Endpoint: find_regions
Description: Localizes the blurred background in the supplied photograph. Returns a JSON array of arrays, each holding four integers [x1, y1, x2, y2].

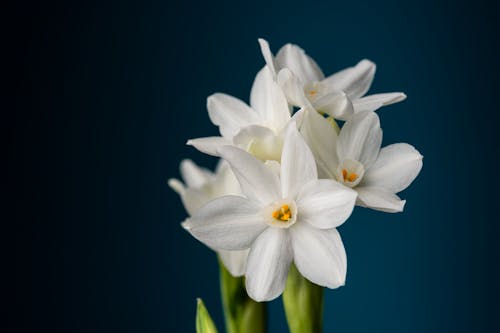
[[7, 0, 499, 331]]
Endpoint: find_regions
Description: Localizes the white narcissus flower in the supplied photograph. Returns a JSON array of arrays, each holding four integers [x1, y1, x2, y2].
[[300, 109, 423, 212], [258, 38, 406, 120], [184, 124, 357, 302], [187, 66, 293, 162], [168, 159, 249, 276]]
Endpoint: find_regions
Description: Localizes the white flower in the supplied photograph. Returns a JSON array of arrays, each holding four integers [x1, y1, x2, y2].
[[168, 159, 249, 276], [300, 109, 423, 212], [258, 38, 406, 120], [187, 66, 293, 162], [184, 124, 357, 301]]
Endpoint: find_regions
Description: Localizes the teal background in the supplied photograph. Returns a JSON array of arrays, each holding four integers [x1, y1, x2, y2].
[[9, 0, 499, 332]]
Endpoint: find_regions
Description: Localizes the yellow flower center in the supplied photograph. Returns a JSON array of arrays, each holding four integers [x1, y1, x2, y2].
[[342, 169, 358, 182], [272, 204, 292, 222], [308, 90, 317, 96]]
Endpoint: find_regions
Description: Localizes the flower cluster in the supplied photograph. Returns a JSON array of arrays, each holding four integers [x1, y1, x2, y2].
[[169, 39, 423, 302]]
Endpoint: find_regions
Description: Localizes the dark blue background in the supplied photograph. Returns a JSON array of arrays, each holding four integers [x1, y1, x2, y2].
[[9, 0, 499, 332]]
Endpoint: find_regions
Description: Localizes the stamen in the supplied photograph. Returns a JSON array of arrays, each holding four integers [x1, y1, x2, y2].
[[272, 204, 292, 222], [342, 169, 358, 182], [347, 173, 358, 182], [309, 90, 317, 96]]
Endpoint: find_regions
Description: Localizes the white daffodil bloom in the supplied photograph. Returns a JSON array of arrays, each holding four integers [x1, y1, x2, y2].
[[184, 124, 357, 302], [187, 66, 293, 162], [168, 159, 249, 276], [258, 38, 406, 120], [301, 109, 423, 213]]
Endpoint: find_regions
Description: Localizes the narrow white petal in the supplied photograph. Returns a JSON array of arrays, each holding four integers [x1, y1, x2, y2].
[[219, 249, 249, 277], [275, 43, 324, 83], [299, 109, 338, 179], [258, 38, 277, 76], [297, 179, 357, 229], [356, 186, 406, 212], [337, 111, 382, 168], [250, 66, 290, 130], [184, 196, 267, 250], [180, 187, 209, 216], [280, 123, 318, 198], [353, 93, 407, 113], [250, 66, 274, 119], [322, 59, 376, 99], [218, 146, 281, 205], [180, 159, 213, 188], [311, 90, 354, 120], [213, 160, 242, 197], [187, 137, 231, 156], [290, 223, 347, 289], [363, 143, 423, 193], [277, 68, 311, 108], [245, 228, 292, 302], [207, 93, 259, 139], [167, 178, 185, 196]]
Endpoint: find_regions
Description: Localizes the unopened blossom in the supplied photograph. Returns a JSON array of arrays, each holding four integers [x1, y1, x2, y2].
[[187, 65, 293, 162], [258, 38, 406, 120], [300, 109, 423, 212], [168, 159, 249, 276], [184, 124, 357, 301]]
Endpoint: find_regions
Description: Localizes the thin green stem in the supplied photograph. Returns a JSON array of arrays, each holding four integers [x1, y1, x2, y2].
[[219, 258, 267, 333], [283, 264, 324, 333]]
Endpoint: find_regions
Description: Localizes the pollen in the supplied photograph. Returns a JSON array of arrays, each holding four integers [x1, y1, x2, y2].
[[308, 90, 317, 96], [342, 169, 358, 182], [272, 204, 292, 222]]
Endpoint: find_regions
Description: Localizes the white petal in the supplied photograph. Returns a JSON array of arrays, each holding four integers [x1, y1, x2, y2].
[[167, 178, 185, 196], [311, 90, 354, 121], [219, 249, 249, 277], [356, 186, 406, 212], [258, 38, 277, 76], [264, 160, 281, 178], [290, 223, 347, 289], [322, 59, 376, 99], [233, 125, 283, 162], [277, 68, 311, 108], [218, 146, 281, 205], [179, 159, 213, 188], [297, 179, 357, 229], [187, 137, 231, 156], [275, 43, 324, 83], [245, 228, 292, 301], [337, 111, 382, 168], [280, 123, 318, 198], [207, 93, 259, 139], [250, 66, 290, 130], [184, 196, 267, 250], [212, 160, 242, 197], [180, 187, 210, 216], [353, 93, 407, 113], [363, 143, 423, 193], [299, 109, 338, 179]]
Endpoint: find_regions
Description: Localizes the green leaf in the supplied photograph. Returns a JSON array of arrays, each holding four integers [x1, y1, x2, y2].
[[219, 257, 267, 333], [196, 298, 218, 333], [283, 264, 324, 333]]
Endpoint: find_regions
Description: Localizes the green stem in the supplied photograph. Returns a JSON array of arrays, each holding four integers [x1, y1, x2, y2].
[[219, 258, 267, 333], [283, 264, 324, 333]]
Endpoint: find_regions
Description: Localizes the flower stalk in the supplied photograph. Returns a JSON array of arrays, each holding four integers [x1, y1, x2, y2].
[[283, 264, 324, 333], [219, 258, 267, 333]]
